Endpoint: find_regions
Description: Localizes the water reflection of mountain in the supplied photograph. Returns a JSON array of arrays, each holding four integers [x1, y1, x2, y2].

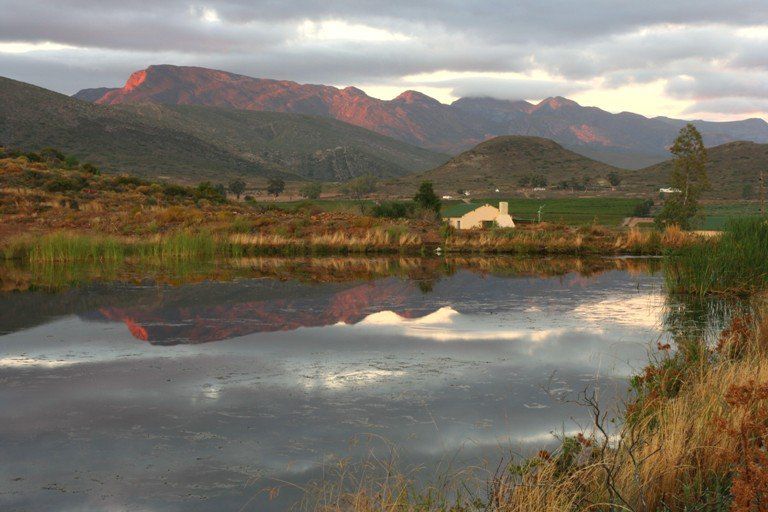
[[0, 257, 660, 342], [88, 270, 646, 345]]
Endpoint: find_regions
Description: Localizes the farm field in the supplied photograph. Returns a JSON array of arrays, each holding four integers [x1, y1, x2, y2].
[[701, 201, 765, 230], [254, 197, 767, 229], [444, 197, 648, 226]]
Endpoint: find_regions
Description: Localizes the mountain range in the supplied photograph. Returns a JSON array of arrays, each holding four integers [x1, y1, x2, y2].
[[1, 76, 445, 182], [76, 64, 768, 168]]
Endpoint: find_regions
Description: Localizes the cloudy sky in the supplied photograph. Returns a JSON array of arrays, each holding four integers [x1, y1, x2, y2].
[[2, 0, 768, 120]]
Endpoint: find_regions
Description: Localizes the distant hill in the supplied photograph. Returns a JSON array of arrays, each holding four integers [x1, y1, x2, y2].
[[404, 136, 621, 194], [639, 141, 768, 199], [1, 76, 445, 183], [75, 65, 768, 166]]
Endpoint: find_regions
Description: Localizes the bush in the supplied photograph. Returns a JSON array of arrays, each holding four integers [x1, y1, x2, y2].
[[114, 174, 149, 187], [40, 147, 65, 162], [194, 182, 227, 203], [64, 155, 79, 169], [81, 163, 100, 175], [299, 182, 322, 199], [162, 183, 193, 199], [371, 201, 415, 219], [633, 199, 654, 217], [44, 175, 87, 192]]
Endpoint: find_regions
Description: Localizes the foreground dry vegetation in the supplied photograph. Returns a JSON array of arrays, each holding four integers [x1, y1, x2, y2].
[[0, 151, 701, 259]]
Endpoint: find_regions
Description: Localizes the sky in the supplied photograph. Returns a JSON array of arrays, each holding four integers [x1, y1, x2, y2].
[[2, 1, 768, 121]]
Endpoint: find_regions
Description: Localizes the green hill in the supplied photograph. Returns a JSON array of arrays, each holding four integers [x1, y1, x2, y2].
[[405, 136, 622, 195], [0, 76, 446, 183]]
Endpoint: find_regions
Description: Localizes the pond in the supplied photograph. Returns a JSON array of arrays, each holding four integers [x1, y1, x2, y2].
[[0, 257, 737, 511]]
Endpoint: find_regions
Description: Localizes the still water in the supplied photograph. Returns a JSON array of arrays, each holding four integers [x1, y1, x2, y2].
[[0, 257, 730, 511]]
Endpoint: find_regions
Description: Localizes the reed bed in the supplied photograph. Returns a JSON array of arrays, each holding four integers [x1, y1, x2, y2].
[[20, 232, 126, 263], [229, 228, 423, 254], [136, 231, 220, 260], [444, 227, 590, 254], [666, 218, 768, 295], [2, 230, 235, 263]]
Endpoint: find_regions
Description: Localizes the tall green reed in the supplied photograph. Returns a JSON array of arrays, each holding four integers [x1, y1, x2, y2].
[[665, 217, 768, 295]]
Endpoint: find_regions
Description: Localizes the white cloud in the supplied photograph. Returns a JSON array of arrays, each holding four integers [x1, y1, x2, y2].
[[0, 41, 76, 54], [296, 19, 411, 42]]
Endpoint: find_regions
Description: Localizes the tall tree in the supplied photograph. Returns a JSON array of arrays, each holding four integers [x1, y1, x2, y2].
[[266, 177, 285, 197], [656, 124, 709, 229], [299, 182, 322, 199], [345, 174, 378, 212], [413, 181, 441, 213], [228, 179, 246, 199]]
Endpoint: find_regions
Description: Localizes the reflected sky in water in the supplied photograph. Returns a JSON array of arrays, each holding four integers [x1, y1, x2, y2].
[[0, 263, 669, 511]]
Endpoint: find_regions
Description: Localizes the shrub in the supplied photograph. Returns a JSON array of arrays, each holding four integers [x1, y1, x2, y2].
[[80, 163, 100, 175], [63, 155, 79, 169], [114, 174, 149, 187], [162, 183, 192, 199], [194, 182, 227, 203], [633, 199, 654, 217], [299, 182, 322, 200], [371, 201, 415, 219], [44, 175, 87, 192]]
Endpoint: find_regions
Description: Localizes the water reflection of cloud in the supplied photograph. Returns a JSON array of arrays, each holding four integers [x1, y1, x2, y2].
[[0, 356, 74, 368], [573, 294, 665, 329], [300, 369, 407, 390], [350, 306, 601, 342]]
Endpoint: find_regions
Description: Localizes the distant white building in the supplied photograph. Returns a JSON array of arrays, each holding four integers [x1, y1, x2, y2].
[[443, 202, 515, 230], [441, 195, 453, 200], [659, 187, 681, 194]]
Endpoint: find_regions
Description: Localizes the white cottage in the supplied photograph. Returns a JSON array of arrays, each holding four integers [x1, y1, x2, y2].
[[444, 202, 515, 230]]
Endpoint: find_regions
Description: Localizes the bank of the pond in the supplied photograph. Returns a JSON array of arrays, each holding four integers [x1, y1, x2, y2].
[[1, 223, 705, 263], [296, 219, 768, 512]]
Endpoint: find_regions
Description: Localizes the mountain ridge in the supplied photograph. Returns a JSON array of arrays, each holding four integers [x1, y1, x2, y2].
[[2, 75, 446, 183], [74, 64, 768, 167]]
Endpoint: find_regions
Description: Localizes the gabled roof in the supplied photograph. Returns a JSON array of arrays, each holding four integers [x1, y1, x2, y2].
[[442, 202, 484, 218]]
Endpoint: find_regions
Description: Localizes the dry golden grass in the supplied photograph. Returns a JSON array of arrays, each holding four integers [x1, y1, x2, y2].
[[229, 228, 423, 252]]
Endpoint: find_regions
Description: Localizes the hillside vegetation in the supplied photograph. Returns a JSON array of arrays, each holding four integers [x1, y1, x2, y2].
[[0, 150, 702, 258], [0, 76, 445, 183], [639, 141, 768, 199], [405, 136, 623, 194]]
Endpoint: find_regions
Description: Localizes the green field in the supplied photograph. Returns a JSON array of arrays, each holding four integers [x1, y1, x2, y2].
[[701, 202, 765, 230], [253, 197, 766, 229], [446, 198, 648, 226]]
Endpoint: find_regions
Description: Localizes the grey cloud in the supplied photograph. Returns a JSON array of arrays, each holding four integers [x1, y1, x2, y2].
[[2, 0, 768, 119], [683, 97, 768, 115], [666, 71, 768, 100], [431, 77, 588, 101]]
